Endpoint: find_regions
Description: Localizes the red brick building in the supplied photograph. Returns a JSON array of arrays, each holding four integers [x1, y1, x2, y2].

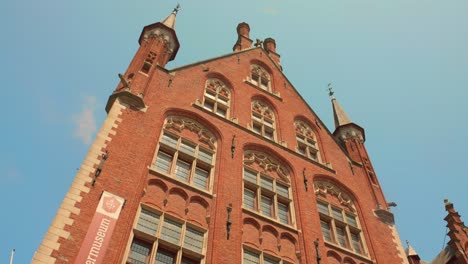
[[33, 7, 418, 264]]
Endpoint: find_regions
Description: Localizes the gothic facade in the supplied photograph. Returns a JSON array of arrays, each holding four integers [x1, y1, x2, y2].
[[33, 8, 467, 264]]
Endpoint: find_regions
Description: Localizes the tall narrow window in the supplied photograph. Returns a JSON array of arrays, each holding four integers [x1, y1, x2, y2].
[[128, 239, 152, 264], [294, 120, 320, 162], [260, 195, 273, 217], [203, 78, 231, 118], [336, 226, 348, 248], [251, 100, 276, 140], [250, 64, 271, 92], [320, 220, 333, 243], [141, 51, 157, 74], [128, 206, 206, 264], [153, 120, 216, 192], [243, 188, 256, 210], [315, 182, 367, 256]]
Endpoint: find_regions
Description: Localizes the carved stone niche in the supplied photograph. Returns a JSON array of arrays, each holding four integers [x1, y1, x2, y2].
[[374, 209, 395, 225]]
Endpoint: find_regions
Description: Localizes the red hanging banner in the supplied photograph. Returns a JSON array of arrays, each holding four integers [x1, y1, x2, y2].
[[74, 191, 125, 264]]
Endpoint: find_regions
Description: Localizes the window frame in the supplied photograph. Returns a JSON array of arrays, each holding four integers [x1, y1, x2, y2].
[[202, 78, 231, 118], [153, 131, 215, 192], [127, 205, 207, 264], [242, 167, 294, 226], [294, 120, 321, 162], [250, 64, 272, 92], [316, 199, 366, 256], [251, 100, 276, 141]]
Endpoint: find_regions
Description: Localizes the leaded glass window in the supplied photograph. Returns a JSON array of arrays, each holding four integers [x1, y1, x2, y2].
[[153, 130, 216, 191], [128, 206, 207, 264]]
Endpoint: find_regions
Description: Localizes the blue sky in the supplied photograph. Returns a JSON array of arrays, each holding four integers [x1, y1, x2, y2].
[[1, 0, 467, 263]]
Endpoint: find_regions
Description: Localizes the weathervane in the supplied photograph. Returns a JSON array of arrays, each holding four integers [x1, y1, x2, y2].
[[173, 4, 181, 14], [327, 83, 335, 100]]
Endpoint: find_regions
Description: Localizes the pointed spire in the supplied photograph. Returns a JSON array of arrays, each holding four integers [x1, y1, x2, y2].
[[162, 4, 180, 30], [405, 240, 419, 257], [329, 84, 352, 128]]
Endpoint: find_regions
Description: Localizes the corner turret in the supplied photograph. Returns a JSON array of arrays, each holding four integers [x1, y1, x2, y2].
[[406, 240, 421, 264], [106, 6, 181, 113], [330, 86, 365, 145], [329, 85, 388, 210], [138, 5, 181, 65]]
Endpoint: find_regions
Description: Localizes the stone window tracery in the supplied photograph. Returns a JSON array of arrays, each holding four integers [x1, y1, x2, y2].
[[314, 181, 367, 256], [294, 120, 320, 162], [152, 117, 216, 192], [251, 100, 276, 140], [250, 64, 271, 92], [127, 205, 206, 264], [203, 78, 231, 118], [242, 151, 294, 226]]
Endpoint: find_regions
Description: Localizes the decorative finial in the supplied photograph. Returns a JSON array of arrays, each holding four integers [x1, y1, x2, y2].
[[254, 39, 263, 47], [327, 83, 335, 100], [173, 4, 181, 14]]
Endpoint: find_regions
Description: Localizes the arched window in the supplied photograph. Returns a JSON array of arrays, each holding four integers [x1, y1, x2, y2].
[[314, 181, 367, 256], [203, 78, 231, 118], [294, 120, 320, 162], [251, 100, 276, 140], [242, 151, 294, 226], [152, 116, 217, 191], [250, 64, 271, 92]]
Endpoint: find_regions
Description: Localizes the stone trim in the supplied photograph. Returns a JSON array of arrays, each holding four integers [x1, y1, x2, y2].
[[314, 181, 353, 210], [31, 99, 126, 264], [388, 224, 409, 264], [243, 150, 290, 183]]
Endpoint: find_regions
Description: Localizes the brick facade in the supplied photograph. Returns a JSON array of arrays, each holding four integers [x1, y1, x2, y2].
[[33, 10, 410, 264]]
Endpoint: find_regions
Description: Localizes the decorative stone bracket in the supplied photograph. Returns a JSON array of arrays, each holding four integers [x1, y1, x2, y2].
[[374, 209, 395, 225], [106, 90, 145, 113]]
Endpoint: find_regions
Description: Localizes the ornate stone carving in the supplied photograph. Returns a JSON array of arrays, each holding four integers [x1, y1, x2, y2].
[[294, 120, 316, 140], [206, 78, 230, 97], [314, 181, 353, 210], [243, 151, 289, 183], [336, 126, 364, 143], [252, 100, 273, 118], [142, 27, 176, 53], [164, 116, 216, 150], [251, 65, 270, 81]]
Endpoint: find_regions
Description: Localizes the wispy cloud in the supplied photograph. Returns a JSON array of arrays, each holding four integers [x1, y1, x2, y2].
[[73, 96, 97, 145], [262, 7, 279, 15], [1, 167, 24, 184]]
